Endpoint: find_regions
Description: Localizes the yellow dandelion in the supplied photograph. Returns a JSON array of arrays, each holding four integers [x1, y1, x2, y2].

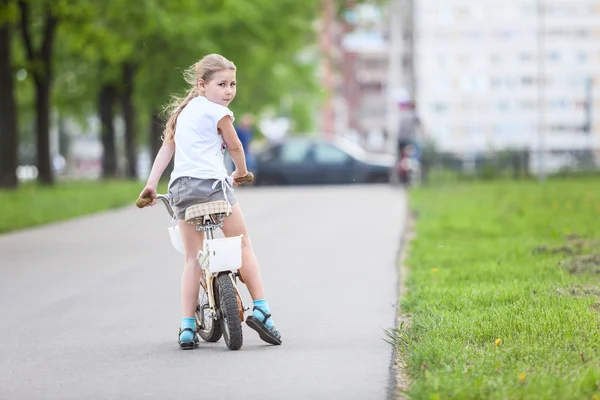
[[495, 338, 501, 346], [591, 394, 600, 400], [517, 372, 526, 383], [432, 268, 439, 273], [552, 201, 559, 210]]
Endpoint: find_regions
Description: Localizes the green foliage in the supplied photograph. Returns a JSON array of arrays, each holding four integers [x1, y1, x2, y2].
[[43, 0, 322, 138], [5, 0, 322, 150]]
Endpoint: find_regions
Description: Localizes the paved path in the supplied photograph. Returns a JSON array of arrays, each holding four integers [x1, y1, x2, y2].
[[0, 184, 406, 400]]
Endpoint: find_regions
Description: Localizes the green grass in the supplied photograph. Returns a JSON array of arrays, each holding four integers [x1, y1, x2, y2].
[[393, 178, 600, 400], [0, 180, 166, 234]]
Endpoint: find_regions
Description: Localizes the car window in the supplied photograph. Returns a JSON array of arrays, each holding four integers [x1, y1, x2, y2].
[[258, 146, 279, 162], [313, 144, 349, 164], [280, 142, 311, 163]]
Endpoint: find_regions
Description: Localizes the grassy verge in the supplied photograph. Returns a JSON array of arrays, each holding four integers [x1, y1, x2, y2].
[[0, 180, 166, 234], [393, 179, 600, 399]]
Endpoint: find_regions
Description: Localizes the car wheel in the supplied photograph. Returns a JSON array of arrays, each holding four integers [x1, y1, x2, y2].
[[369, 174, 389, 183], [258, 176, 285, 186]]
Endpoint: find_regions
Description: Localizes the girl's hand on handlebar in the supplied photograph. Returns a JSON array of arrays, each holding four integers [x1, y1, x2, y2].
[[232, 169, 253, 186], [138, 185, 157, 207]]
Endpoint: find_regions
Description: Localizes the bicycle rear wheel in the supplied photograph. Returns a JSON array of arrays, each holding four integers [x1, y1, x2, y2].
[[216, 274, 243, 350], [196, 280, 223, 342]]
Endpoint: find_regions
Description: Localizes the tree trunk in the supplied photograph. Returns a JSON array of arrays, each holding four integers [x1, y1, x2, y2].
[[34, 78, 53, 185], [121, 63, 137, 179], [0, 8, 19, 189], [150, 110, 163, 157], [99, 84, 117, 178], [150, 109, 172, 180], [18, 1, 58, 185]]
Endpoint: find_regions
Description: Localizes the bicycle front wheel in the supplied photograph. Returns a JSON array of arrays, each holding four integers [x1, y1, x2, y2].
[[216, 274, 243, 350]]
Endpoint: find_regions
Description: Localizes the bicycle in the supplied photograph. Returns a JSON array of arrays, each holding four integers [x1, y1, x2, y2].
[[136, 173, 254, 350]]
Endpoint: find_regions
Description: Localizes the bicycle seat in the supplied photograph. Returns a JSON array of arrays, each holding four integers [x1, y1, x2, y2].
[[185, 200, 230, 224]]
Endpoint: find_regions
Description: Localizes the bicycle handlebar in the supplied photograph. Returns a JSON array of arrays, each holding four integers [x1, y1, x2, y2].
[[136, 194, 174, 218], [233, 171, 254, 184]]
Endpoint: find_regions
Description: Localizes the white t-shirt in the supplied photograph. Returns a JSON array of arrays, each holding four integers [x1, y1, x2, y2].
[[168, 96, 235, 189]]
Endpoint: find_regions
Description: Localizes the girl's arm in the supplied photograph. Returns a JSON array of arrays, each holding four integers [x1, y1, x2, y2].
[[138, 141, 175, 205], [218, 116, 247, 178], [147, 141, 175, 187]]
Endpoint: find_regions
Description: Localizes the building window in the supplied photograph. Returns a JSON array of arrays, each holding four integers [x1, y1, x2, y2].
[[547, 51, 561, 62], [497, 101, 511, 111], [432, 102, 449, 112], [521, 76, 534, 86], [549, 124, 581, 133]]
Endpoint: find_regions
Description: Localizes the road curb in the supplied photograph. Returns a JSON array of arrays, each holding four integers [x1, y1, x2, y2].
[[387, 199, 416, 400]]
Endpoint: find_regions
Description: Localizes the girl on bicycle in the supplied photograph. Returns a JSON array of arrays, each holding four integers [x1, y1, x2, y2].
[[138, 54, 282, 349]]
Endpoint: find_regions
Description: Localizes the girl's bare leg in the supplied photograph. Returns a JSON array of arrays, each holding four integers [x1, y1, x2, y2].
[[220, 203, 264, 300], [178, 220, 205, 317], [221, 203, 281, 344]]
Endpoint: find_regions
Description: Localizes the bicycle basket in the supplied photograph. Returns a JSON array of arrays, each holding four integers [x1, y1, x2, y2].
[[204, 235, 243, 273], [168, 223, 185, 255]]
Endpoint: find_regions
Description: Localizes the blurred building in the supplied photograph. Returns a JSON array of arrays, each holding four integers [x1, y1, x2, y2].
[[339, 5, 388, 134], [414, 0, 600, 153], [320, 2, 390, 149]]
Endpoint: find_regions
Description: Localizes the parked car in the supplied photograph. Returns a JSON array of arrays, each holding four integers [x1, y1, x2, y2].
[[254, 136, 395, 186]]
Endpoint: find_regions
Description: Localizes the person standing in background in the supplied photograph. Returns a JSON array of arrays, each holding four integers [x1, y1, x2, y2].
[[235, 114, 256, 171]]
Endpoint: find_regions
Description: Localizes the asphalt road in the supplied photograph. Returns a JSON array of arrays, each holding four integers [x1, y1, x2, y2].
[[0, 184, 406, 400]]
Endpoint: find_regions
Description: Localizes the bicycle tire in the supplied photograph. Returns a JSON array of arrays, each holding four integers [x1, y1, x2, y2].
[[216, 274, 243, 350], [196, 281, 223, 342]]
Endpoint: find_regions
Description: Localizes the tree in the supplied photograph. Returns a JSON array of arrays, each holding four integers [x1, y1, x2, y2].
[[0, 0, 19, 188], [121, 62, 136, 178], [134, 0, 322, 136], [57, 0, 197, 179], [39, 0, 324, 184], [17, 0, 58, 185]]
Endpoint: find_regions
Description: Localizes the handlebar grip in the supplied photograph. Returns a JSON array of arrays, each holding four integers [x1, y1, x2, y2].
[[136, 197, 153, 208], [234, 171, 254, 184]]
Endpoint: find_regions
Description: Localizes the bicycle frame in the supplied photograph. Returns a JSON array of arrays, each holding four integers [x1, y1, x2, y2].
[[197, 217, 246, 324], [155, 194, 245, 326]]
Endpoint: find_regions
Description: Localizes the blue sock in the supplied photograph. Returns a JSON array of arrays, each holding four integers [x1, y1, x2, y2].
[[179, 317, 196, 342], [253, 299, 274, 328]]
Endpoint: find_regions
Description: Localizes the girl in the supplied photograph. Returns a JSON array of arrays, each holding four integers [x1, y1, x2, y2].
[[138, 54, 282, 349]]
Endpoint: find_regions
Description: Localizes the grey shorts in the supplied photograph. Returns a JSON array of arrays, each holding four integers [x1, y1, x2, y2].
[[169, 177, 237, 220]]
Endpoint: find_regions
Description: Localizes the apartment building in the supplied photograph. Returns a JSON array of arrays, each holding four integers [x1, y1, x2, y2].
[[413, 0, 600, 152]]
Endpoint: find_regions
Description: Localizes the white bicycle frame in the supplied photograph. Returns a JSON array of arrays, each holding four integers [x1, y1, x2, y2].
[[155, 194, 246, 323]]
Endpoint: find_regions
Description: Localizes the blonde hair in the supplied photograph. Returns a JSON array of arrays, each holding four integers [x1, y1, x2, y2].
[[162, 54, 236, 143]]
